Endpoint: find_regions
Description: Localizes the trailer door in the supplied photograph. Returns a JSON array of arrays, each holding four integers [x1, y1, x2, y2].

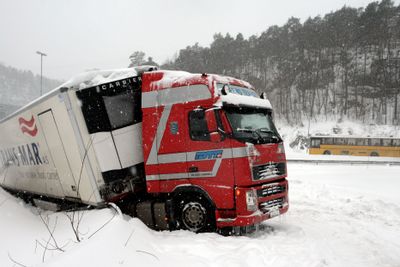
[[38, 110, 78, 198]]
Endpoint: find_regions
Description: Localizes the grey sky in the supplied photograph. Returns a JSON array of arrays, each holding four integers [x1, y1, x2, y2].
[[0, 0, 398, 80]]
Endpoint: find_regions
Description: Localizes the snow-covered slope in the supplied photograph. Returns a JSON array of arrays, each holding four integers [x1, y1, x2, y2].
[[1, 163, 399, 267]]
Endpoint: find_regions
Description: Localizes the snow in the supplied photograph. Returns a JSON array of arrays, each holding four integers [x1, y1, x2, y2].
[[210, 74, 253, 90], [150, 70, 194, 89], [1, 162, 400, 267], [61, 68, 138, 90], [217, 93, 272, 109]]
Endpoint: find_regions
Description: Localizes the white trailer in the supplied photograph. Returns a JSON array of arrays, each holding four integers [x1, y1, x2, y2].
[[0, 68, 146, 206]]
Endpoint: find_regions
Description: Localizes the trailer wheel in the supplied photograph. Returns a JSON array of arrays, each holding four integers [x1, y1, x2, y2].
[[176, 197, 215, 233]]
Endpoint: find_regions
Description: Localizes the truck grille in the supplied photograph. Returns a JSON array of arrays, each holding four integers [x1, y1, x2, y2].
[[252, 162, 286, 181], [257, 184, 286, 198], [259, 197, 284, 213]]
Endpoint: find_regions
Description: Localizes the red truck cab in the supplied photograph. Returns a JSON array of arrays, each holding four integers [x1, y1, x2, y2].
[[140, 70, 288, 232]]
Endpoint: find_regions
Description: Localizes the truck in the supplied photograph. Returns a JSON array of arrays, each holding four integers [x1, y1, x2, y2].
[[0, 66, 288, 233]]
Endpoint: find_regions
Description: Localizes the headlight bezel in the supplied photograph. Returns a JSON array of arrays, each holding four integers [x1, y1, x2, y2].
[[245, 189, 258, 211]]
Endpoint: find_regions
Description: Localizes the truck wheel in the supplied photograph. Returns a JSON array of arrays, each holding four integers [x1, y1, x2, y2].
[[370, 152, 379, 157], [323, 150, 331, 155], [176, 197, 215, 233]]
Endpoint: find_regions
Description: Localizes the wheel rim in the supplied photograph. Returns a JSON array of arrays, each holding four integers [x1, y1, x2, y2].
[[182, 202, 206, 232]]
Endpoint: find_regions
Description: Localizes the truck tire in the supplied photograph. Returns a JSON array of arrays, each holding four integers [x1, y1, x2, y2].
[[370, 152, 379, 157], [176, 197, 216, 233]]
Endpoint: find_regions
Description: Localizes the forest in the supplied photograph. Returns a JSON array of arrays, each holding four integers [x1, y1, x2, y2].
[[2, 1, 400, 125], [158, 0, 400, 125], [0, 63, 61, 118]]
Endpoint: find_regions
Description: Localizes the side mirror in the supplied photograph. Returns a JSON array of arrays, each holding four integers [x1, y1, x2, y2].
[[260, 92, 268, 99], [205, 109, 218, 132], [210, 132, 222, 143], [221, 84, 229, 95], [205, 108, 222, 142]]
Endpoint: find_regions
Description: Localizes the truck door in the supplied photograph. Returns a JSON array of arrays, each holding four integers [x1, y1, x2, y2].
[[38, 110, 78, 198], [185, 108, 235, 209]]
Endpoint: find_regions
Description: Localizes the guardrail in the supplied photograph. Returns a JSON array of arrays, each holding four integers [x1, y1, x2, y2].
[[287, 158, 400, 166]]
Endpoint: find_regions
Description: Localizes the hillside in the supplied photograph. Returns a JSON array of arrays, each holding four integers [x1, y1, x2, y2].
[[163, 0, 400, 126], [0, 63, 62, 118]]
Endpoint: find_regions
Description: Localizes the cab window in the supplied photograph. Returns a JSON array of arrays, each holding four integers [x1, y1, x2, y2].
[[189, 110, 210, 141]]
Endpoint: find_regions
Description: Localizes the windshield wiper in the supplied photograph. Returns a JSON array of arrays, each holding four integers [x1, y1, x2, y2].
[[256, 128, 282, 142], [236, 128, 264, 143]]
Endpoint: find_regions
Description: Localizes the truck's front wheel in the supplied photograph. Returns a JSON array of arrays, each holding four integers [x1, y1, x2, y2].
[[176, 197, 215, 233]]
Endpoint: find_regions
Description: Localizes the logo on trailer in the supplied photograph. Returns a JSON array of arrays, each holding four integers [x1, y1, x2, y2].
[[18, 116, 38, 137], [195, 150, 223, 160]]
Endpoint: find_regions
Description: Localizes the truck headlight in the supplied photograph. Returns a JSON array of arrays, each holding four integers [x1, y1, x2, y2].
[[246, 189, 258, 211], [277, 142, 285, 154]]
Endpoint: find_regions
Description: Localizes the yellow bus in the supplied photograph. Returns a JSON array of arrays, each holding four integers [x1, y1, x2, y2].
[[309, 136, 400, 157]]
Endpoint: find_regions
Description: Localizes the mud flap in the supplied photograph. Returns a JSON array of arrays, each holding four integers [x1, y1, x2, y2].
[[135, 200, 174, 231], [219, 223, 261, 236]]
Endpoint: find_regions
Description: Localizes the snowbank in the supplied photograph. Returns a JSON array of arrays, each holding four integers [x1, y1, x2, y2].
[[1, 163, 400, 267]]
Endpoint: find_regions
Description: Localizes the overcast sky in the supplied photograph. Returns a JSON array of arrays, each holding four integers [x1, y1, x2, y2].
[[0, 0, 399, 81]]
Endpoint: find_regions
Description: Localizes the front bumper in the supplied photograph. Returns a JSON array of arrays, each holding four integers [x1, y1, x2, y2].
[[216, 203, 288, 228], [216, 179, 289, 228]]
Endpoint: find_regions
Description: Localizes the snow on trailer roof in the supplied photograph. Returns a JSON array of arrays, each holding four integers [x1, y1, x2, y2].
[[63, 68, 138, 90], [0, 68, 143, 123]]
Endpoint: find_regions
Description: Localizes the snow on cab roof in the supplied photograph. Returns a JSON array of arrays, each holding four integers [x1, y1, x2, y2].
[[150, 70, 198, 89], [210, 74, 253, 89], [152, 71, 272, 110], [217, 93, 272, 110], [208, 74, 272, 109]]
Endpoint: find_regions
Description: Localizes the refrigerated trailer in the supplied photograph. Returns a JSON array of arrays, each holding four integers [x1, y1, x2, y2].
[[0, 66, 288, 233]]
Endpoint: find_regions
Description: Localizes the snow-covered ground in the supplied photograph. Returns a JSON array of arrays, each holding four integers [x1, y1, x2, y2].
[[1, 162, 399, 267]]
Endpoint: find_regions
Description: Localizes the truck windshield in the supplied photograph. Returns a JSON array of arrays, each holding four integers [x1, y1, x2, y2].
[[225, 107, 281, 144]]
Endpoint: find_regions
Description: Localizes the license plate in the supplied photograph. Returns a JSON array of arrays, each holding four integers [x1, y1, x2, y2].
[[269, 207, 280, 218]]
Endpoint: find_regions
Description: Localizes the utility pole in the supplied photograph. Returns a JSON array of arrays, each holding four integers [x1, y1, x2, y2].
[[36, 51, 47, 96]]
